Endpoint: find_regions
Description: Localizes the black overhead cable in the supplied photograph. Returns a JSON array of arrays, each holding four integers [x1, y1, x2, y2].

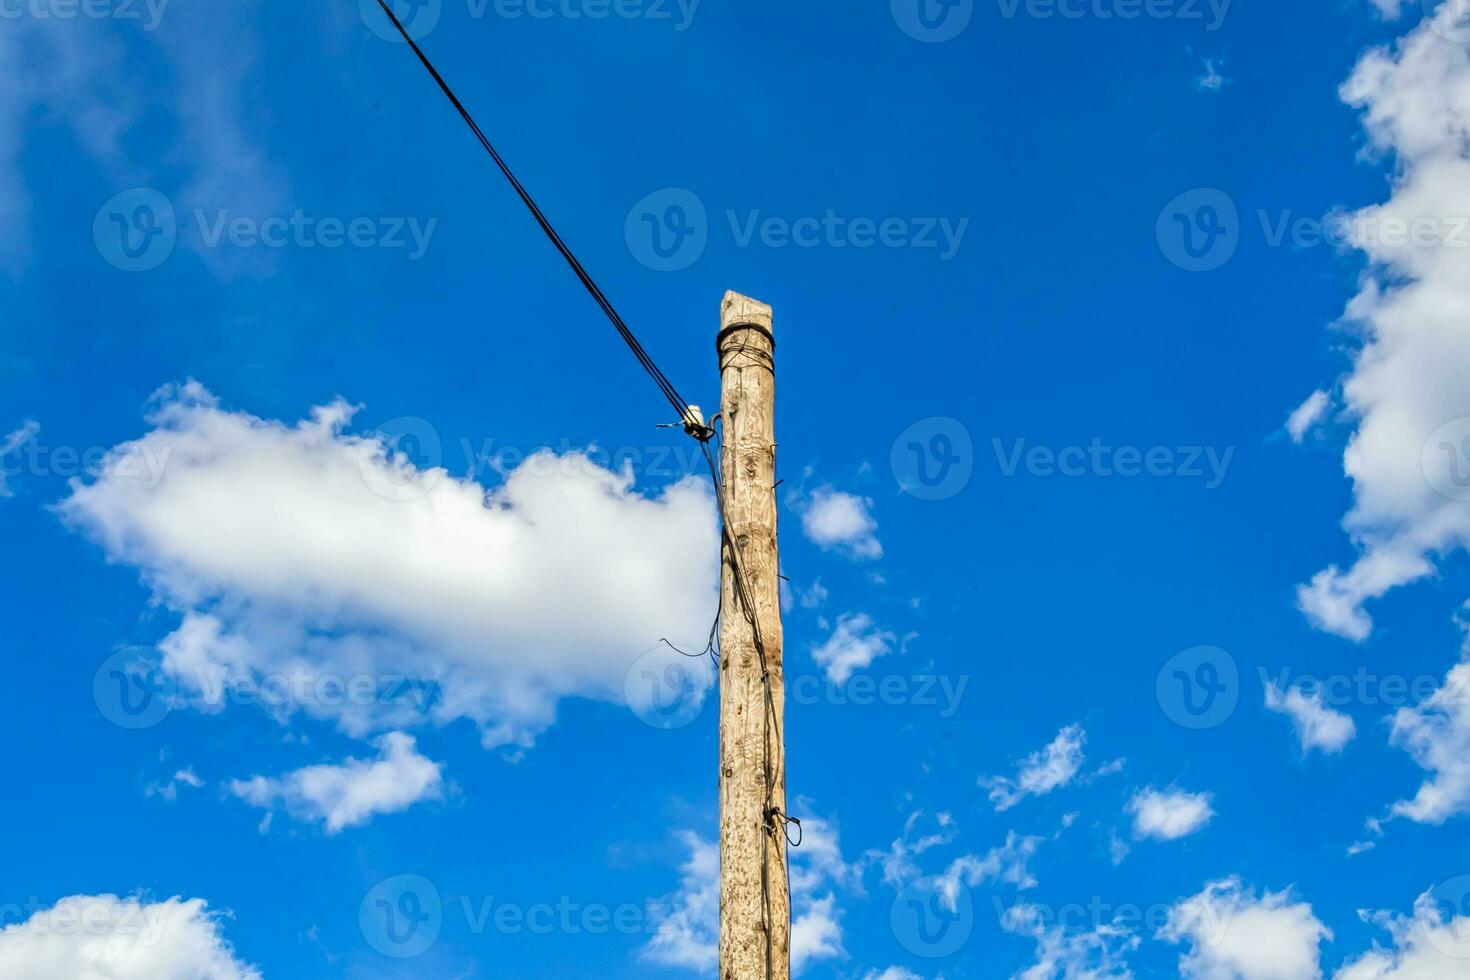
[[373, 9, 793, 975], [372, 0, 696, 426]]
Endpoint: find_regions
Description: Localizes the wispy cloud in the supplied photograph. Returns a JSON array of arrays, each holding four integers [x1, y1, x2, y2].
[[981, 724, 1087, 812]]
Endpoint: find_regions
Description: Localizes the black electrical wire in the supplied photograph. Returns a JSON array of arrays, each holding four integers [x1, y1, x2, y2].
[[372, 0, 697, 425]]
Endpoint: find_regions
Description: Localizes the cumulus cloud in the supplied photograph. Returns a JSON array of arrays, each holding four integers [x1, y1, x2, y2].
[[228, 731, 443, 833], [1335, 892, 1470, 977], [642, 832, 719, 971], [1002, 900, 1138, 979], [791, 894, 843, 975], [810, 613, 896, 684], [1159, 878, 1329, 980], [791, 485, 882, 560], [644, 808, 859, 975], [981, 724, 1087, 812], [0, 420, 38, 497], [1127, 787, 1214, 841], [57, 383, 718, 752], [1296, 3, 1470, 641], [861, 969, 923, 980], [1265, 681, 1358, 754], [0, 894, 259, 980], [1385, 622, 1470, 824], [1287, 390, 1332, 444]]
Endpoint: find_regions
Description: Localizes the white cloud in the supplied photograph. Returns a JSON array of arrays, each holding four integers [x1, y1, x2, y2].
[[1195, 58, 1231, 93], [1296, 4, 1470, 641], [811, 613, 896, 684], [1160, 878, 1329, 980], [643, 832, 719, 971], [981, 724, 1086, 812], [936, 831, 1045, 909], [792, 485, 882, 560], [1365, 0, 1406, 18], [1002, 900, 1138, 980], [0, 420, 38, 497], [1335, 893, 1470, 977], [57, 383, 718, 751], [867, 810, 955, 887], [147, 767, 205, 802], [791, 894, 843, 974], [861, 969, 923, 980], [1287, 390, 1332, 444], [0, 894, 259, 980], [1385, 624, 1470, 824], [1127, 787, 1214, 841], [644, 808, 859, 975], [1265, 681, 1358, 754], [228, 731, 443, 833]]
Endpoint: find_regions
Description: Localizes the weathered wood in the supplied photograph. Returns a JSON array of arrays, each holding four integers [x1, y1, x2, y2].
[[717, 290, 788, 980]]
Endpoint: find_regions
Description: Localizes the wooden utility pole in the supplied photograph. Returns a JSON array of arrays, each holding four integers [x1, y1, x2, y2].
[[716, 290, 788, 980]]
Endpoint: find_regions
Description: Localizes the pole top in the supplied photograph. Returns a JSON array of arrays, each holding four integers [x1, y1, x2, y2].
[[721, 290, 773, 335], [720, 290, 774, 350]]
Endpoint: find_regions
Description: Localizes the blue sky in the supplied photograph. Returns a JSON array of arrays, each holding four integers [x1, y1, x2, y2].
[[5, 0, 1470, 977]]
